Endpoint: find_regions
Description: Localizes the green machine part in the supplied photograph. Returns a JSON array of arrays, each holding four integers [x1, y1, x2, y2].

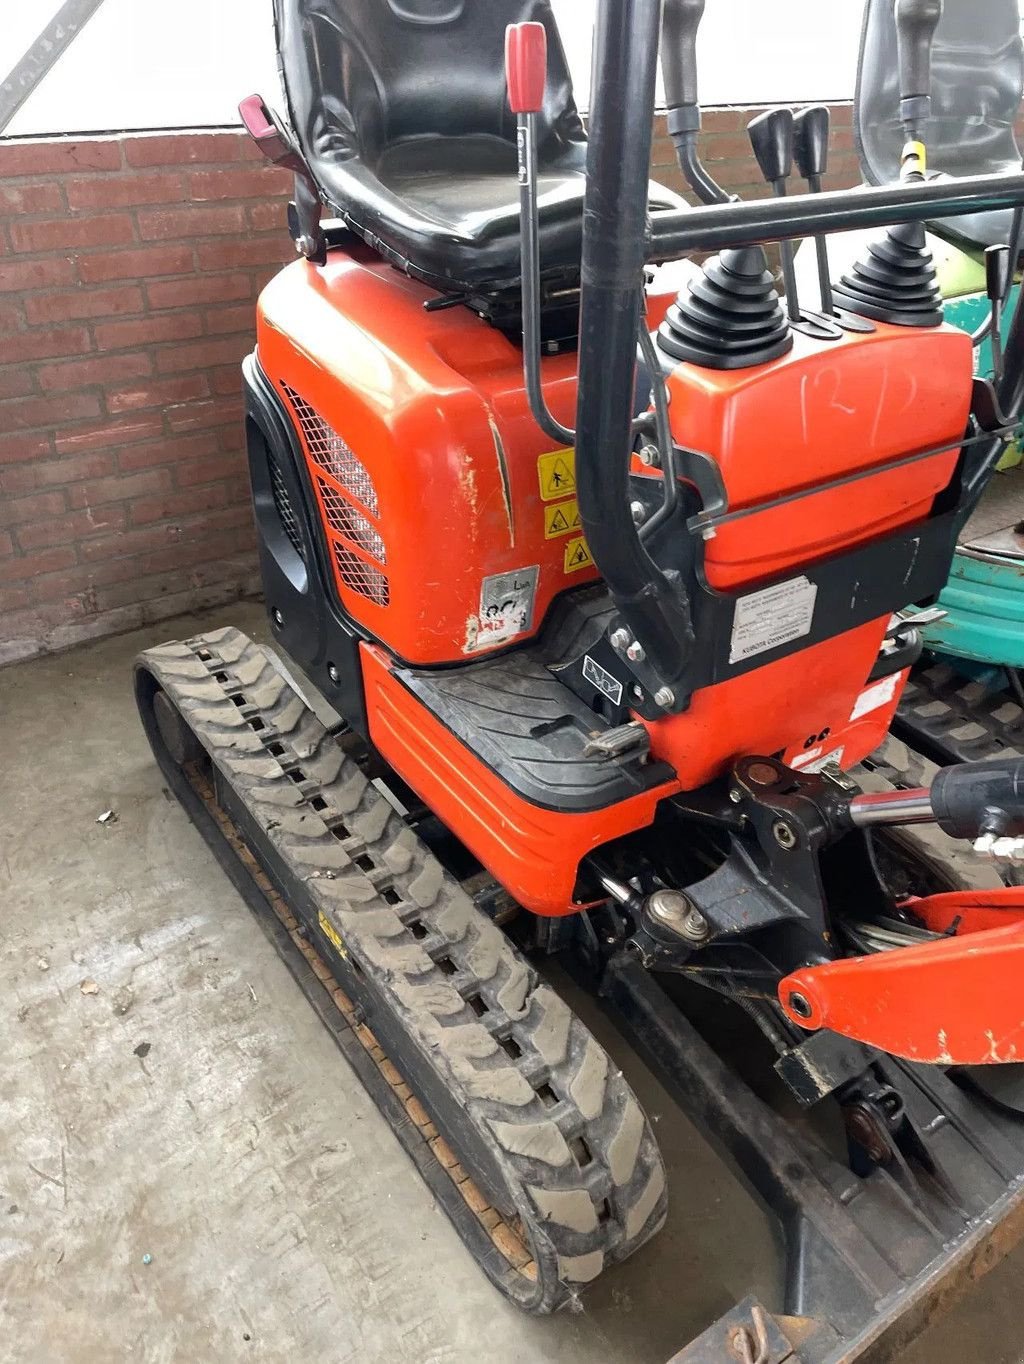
[[910, 236, 1024, 667]]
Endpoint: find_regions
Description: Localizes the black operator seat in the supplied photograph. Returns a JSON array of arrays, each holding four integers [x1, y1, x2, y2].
[[855, 0, 1023, 251], [274, 0, 685, 295]]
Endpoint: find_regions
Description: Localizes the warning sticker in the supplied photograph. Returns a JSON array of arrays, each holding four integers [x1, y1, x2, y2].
[[538, 448, 576, 502], [729, 575, 817, 665], [564, 536, 594, 573], [544, 497, 581, 539], [850, 672, 901, 721], [583, 654, 624, 707], [797, 745, 846, 774], [475, 565, 539, 648], [318, 910, 346, 956]]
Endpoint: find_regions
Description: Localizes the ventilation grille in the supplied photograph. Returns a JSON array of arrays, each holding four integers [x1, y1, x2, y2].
[[267, 446, 305, 561], [333, 542, 390, 606], [315, 476, 386, 562], [281, 381, 390, 609], [281, 382, 379, 514]]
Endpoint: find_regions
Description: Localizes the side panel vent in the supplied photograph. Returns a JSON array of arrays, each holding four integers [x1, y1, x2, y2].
[[280, 381, 389, 609], [281, 382, 379, 514], [267, 445, 305, 561]]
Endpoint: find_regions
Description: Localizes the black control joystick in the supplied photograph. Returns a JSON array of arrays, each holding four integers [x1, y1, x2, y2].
[[747, 109, 841, 340], [793, 105, 874, 334], [895, 0, 943, 146]]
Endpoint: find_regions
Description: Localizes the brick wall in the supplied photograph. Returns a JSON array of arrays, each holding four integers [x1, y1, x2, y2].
[[0, 106, 859, 666], [0, 130, 293, 665]]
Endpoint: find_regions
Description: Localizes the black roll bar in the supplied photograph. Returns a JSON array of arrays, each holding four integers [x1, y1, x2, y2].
[[574, 0, 1024, 706]]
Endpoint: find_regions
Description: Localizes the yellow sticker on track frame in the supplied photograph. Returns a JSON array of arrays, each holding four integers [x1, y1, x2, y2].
[[543, 497, 581, 539], [318, 910, 346, 957], [563, 535, 593, 573], [537, 448, 576, 502]]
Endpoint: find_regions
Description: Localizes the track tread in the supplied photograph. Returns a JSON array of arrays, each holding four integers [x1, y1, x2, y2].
[[137, 628, 667, 1312]]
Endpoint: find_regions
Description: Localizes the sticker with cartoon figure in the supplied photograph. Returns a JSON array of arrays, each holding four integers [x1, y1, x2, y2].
[[544, 497, 581, 539], [564, 536, 593, 573], [472, 566, 539, 650]]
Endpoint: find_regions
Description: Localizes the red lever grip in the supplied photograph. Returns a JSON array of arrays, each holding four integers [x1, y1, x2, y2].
[[505, 22, 547, 115]]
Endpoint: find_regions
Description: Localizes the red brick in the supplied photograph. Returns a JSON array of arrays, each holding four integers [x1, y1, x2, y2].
[[0, 432, 53, 465], [188, 167, 291, 201], [107, 373, 210, 413], [0, 531, 13, 558], [123, 132, 247, 168], [53, 413, 164, 454], [136, 205, 247, 242], [0, 299, 24, 331], [34, 450, 117, 487], [0, 139, 121, 176], [0, 325, 91, 366], [24, 284, 145, 325], [81, 522, 186, 563], [93, 313, 204, 351], [197, 239, 291, 271], [246, 202, 288, 233], [116, 430, 221, 473], [175, 449, 246, 487], [67, 468, 171, 510], [17, 504, 127, 551], [0, 546, 77, 586], [10, 214, 135, 254], [0, 465, 37, 495], [78, 244, 193, 283], [0, 257, 76, 293], [146, 272, 250, 310], [155, 335, 251, 375], [0, 369, 35, 401], [0, 183, 63, 214], [36, 352, 152, 393], [130, 483, 229, 525], [211, 364, 244, 395], [165, 395, 243, 434], [2, 392, 101, 431], [203, 305, 253, 336], [0, 490, 68, 529], [65, 173, 187, 211]]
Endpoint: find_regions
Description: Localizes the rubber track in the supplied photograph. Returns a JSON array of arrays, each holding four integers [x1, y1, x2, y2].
[[136, 627, 667, 1313], [896, 661, 1024, 766]]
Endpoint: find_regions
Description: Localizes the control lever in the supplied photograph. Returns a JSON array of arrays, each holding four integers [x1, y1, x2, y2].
[[748, 109, 841, 340], [661, 0, 730, 204], [894, 0, 943, 145], [505, 22, 574, 447], [238, 94, 326, 265], [985, 244, 1012, 383], [793, 106, 874, 334], [848, 755, 1024, 861]]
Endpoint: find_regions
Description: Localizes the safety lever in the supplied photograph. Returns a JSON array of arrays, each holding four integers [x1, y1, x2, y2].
[[506, 22, 574, 447], [661, 0, 731, 205]]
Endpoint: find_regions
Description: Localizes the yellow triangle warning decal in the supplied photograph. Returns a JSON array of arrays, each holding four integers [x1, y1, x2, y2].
[[564, 535, 594, 573], [538, 448, 576, 501], [544, 497, 579, 539]]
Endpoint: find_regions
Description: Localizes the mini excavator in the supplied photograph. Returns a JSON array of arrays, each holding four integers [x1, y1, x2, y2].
[[135, 0, 1024, 1355]]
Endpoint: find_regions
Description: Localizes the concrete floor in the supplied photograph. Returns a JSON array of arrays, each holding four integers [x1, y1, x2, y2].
[[2, 601, 1024, 1364]]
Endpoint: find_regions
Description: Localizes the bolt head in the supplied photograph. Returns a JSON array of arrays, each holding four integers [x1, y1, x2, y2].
[[610, 628, 630, 652], [772, 819, 798, 850], [638, 443, 661, 468], [630, 500, 646, 525], [327, 663, 340, 684], [272, 608, 284, 627], [654, 686, 675, 708], [625, 641, 646, 663]]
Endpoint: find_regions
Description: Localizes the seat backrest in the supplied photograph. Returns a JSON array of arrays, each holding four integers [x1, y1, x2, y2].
[[274, 0, 584, 171], [855, 0, 1023, 186]]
